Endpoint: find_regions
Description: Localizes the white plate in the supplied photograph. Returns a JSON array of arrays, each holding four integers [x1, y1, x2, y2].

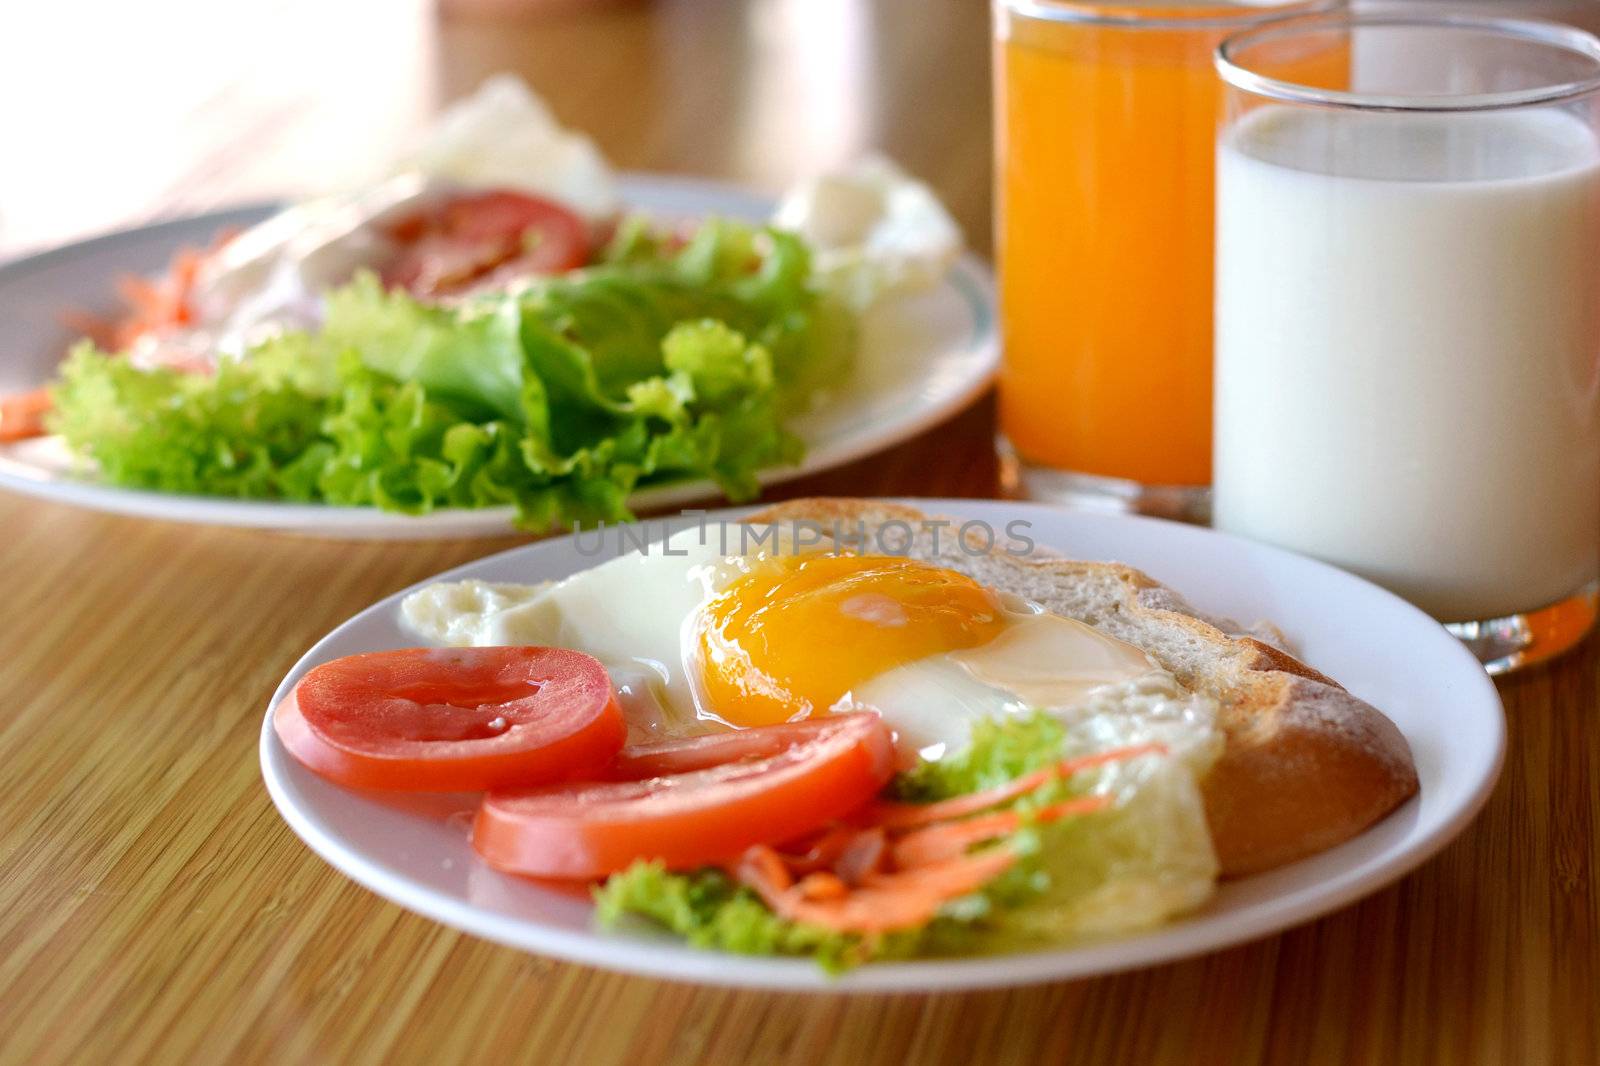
[[0, 177, 996, 538], [259, 499, 1504, 992]]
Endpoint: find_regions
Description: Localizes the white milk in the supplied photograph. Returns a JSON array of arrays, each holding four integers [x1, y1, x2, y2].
[[1214, 105, 1600, 622]]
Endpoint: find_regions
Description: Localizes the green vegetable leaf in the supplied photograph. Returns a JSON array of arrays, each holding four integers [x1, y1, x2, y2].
[[593, 862, 878, 975], [892, 712, 1068, 803], [323, 274, 528, 423], [662, 319, 774, 404], [48, 215, 849, 531], [49, 342, 332, 500]]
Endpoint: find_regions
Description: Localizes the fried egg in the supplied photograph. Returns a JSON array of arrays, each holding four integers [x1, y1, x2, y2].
[[400, 525, 1219, 770]]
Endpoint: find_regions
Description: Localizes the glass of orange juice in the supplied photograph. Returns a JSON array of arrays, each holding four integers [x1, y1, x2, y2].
[[993, 0, 1343, 520]]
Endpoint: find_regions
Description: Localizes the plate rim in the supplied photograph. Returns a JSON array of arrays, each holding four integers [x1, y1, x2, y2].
[[0, 181, 998, 537], [258, 498, 1506, 993]]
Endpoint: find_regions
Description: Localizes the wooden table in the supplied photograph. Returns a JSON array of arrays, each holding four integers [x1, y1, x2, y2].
[[2, 1, 1597, 1062]]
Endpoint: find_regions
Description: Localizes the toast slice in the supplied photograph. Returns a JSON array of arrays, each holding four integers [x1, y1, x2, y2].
[[743, 498, 1419, 877]]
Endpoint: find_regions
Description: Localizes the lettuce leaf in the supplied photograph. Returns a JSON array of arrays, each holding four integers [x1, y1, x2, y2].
[[891, 712, 1068, 802], [322, 276, 528, 422], [49, 340, 333, 500], [593, 862, 882, 975], [49, 217, 846, 530]]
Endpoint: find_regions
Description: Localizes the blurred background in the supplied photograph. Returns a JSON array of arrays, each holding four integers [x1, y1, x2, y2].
[[0, 0, 1595, 260], [0, 0, 986, 256]]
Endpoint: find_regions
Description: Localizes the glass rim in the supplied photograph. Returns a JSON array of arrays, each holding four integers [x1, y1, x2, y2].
[[1216, 12, 1600, 111], [1002, 0, 1342, 32]]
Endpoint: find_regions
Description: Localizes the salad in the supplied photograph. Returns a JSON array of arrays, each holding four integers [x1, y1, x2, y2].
[[277, 647, 1214, 974], [272, 521, 1223, 973], [2, 78, 961, 531]]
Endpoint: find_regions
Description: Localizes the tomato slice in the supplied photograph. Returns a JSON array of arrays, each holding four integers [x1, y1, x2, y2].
[[472, 712, 896, 878], [274, 646, 625, 792], [604, 717, 855, 779], [382, 189, 590, 298]]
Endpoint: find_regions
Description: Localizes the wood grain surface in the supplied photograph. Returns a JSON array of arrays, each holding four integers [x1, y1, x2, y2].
[[2, 1, 1598, 1063]]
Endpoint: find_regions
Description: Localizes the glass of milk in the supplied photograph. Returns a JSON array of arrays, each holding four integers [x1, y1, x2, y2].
[[1212, 14, 1600, 673]]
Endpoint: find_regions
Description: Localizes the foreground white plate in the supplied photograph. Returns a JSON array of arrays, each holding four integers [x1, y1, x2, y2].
[[259, 500, 1504, 992], [0, 177, 996, 538]]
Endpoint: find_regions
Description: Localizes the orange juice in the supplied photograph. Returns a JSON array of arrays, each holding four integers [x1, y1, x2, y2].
[[995, 1, 1341, 493]]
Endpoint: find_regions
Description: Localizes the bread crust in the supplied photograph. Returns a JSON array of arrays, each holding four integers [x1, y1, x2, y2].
[[742, 498, 1419, 877]]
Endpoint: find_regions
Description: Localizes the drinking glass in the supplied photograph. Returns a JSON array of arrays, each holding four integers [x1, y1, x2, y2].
[[993, 0, 1343, 521], [1212, 14, 1600, 672]]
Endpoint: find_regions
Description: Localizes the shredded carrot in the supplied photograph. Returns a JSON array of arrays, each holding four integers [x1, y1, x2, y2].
[[4, 228, 240, 446], [735, 843, 1019, 934], [727, 743, 1157, 934], [736, 843, 794, 896], [0, 388, 52, 442], [889, 795, 1111, 868], [795, 871, 850, 901], [862, 742, 1166, 829], [115, 274, 166, 319], [172, 247, 204, 290], [734, 845, 794, 909], [855, 845, 1020, 898], [104, 229, 236, 352]]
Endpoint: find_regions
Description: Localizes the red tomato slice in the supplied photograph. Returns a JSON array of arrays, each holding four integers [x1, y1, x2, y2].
[[274, 647, 625, 792], [382, 189, 590, 298], [472, 712, 896, 879], [605, 717, 854, 779]]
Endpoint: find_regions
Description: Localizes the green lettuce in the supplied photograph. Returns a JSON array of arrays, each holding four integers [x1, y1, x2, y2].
[[892, 711, 1068, 803], [321, 278, 528, 422], [593, 862, 884, 975], [49, 339, 334, 501], [49, 217, 849, 530], [594, 712, 1218, 972]]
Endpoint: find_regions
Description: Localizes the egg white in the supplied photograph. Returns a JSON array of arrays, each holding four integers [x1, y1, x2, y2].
[[400, 524, 1220, 768], [402, 525, 811, 741]]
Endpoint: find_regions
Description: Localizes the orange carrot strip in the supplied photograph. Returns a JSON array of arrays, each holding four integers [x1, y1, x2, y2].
[[859, 845, 1020, 895], [172, 248, 203, 288], [862, 743, 1166, 829], [891, 812, 1024, 869], [733, 842, 1020, 934], [735, 844, 794, 901], [777, 848, 1020, 933], [103, 235, 229, 352], [889, 794, 1111, 868], [795, 872, 850, 901], [0, 388, 53, 442], [115, 274, 166, 319]]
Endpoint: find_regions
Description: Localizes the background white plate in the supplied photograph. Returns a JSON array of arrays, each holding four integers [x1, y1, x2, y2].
[[259, 499, 1505, 993], [0, 177, 996, 538]]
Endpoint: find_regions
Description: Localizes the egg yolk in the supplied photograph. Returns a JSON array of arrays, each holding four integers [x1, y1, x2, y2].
[[696, 554, 1008, 726]]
